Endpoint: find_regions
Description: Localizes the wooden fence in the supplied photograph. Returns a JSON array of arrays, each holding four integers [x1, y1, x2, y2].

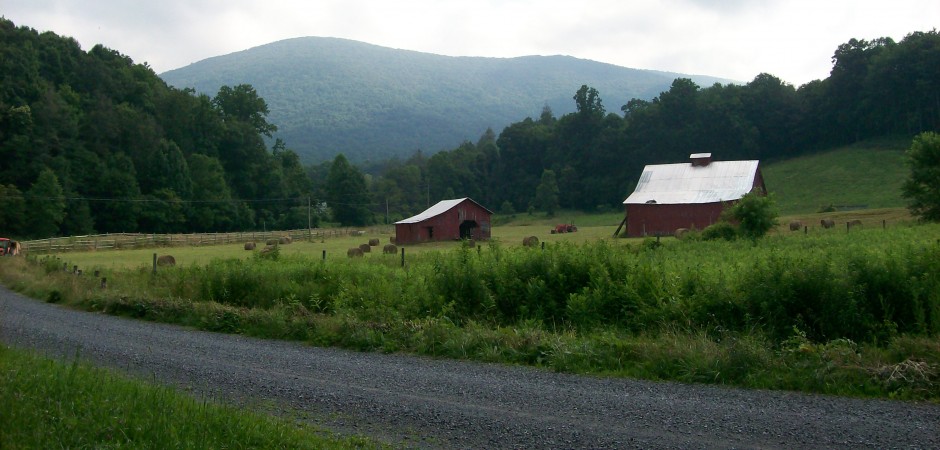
[[20, 227, 393, 255]]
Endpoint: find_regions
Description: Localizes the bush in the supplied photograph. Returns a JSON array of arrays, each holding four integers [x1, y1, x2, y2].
[[701, 222, 738, 241]]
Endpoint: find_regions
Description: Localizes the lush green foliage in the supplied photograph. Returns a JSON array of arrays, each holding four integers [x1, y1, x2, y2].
[[723, 191, 780, 240], [363, 31, 940, 220], [0, 346, 379, 449], [902, 132, 940, 221], [0, 19, 316, 239], [3, 222, 940, 399]]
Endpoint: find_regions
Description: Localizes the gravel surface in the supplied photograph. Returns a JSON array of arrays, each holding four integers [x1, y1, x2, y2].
[[2, 287, 938, 449]]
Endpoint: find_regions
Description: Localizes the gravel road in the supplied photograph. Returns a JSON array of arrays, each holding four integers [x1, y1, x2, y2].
[[2, 287, 938, 449]]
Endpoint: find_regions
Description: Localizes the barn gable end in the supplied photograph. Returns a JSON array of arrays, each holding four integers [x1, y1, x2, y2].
[[394, 198, 493, 245]]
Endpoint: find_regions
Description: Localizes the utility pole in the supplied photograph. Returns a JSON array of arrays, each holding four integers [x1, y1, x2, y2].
[[307, 196, 312, 240]]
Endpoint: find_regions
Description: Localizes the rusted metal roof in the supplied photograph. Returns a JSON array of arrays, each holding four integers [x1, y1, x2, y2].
[[395, 198, 492, 224], [623, 159, 760, 205]]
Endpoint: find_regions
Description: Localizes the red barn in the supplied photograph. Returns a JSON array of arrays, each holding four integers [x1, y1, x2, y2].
[[621, 153, 766, 237], [394, 198, 493, 245]]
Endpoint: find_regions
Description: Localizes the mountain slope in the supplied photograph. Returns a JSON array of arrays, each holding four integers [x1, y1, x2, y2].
[[160, 37, 732, 163]]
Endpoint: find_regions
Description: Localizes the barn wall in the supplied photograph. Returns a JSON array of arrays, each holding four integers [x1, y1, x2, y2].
[[395, 199, 491, 245], [625, 203, 726, 238]]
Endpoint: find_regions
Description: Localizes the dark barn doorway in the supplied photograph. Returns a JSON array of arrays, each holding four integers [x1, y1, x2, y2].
[[459, 220, 478, 239]]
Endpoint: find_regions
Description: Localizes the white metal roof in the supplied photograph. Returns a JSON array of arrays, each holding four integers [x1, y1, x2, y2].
[[623, 160, 760, 205], [395, 198, 474, 224]]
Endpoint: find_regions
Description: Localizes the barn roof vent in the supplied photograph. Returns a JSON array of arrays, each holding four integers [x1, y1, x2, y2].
[[690, 153, 712, 167]]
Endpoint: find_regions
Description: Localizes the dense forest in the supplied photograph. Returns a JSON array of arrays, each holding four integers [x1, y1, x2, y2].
[[364, 30, 940, 221], [1, 17, 938, 236]]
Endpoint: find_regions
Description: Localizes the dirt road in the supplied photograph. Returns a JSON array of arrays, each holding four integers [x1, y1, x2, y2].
[[2, 287, 937, 449]]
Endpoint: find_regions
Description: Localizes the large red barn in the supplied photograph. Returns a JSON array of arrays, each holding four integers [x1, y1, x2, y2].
[[394, 198, 492, 245], [621, 153, 766, 237]]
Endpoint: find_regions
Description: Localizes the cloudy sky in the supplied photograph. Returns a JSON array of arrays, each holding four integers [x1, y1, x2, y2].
[[4, 0, 938, 86]]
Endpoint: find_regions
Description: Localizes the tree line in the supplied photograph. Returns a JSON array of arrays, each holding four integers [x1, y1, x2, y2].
[[2, 17, 938, 236], [363, 30, 940, 222]]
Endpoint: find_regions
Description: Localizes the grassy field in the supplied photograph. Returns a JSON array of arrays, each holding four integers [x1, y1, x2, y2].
[[0, 345, 381, 449], [763, 137, 911, 215]]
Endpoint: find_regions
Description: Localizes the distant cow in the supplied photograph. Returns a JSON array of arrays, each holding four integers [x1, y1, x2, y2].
[[820, 219, 835, 229], [347, 247, 364, 257], [789, 220, 802, 231], [383, 244, 398, 254], [848, 219, 863, 229]]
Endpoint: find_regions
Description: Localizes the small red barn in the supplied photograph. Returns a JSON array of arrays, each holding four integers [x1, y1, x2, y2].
[[394, 198, 493, 245], [621, 153, 766, 237]]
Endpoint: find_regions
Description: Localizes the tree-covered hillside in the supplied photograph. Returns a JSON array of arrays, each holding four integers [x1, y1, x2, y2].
[[160, 37, 731, 163], [363, 31, 940, 220], [0, 18, 315, 238]]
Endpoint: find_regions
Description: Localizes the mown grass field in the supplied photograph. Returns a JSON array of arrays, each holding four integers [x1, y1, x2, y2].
[[763, 137, 911, 215], [0, 345, 381, 449]]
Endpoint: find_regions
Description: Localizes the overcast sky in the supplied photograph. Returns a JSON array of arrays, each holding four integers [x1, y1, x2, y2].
[[4, 0, 938, 87]]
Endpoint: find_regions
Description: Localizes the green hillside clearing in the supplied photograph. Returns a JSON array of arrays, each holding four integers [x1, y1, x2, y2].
[[764, 138, 911, 215]]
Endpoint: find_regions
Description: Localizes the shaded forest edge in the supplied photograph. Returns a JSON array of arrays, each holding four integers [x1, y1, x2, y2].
[[2, 17, 939, 238]]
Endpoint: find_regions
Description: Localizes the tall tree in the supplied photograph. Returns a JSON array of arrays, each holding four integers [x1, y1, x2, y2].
[[25, 168, 65, 238], [326, 154, 372, 226], [534, 169, 560, 216], [902, 132, 940, 222]]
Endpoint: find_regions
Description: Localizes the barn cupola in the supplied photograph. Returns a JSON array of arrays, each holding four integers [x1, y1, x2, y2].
[[690, 153, 712, 167]]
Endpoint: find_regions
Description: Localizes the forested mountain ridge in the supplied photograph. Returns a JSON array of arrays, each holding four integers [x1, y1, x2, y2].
[[0, 18, 315, 238], [160, 37, 732, 163]]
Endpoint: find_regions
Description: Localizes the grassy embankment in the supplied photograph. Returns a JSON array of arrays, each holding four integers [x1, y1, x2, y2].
[[0, 345, 382, 448]]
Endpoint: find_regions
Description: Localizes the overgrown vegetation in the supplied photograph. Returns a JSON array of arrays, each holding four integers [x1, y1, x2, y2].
[[5, 223, 938, 400], [0, 345, 381, 449]]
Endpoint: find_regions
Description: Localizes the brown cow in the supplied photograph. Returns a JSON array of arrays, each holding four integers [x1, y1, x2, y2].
[[789, 220, 802, 231], [820, 219, 835, 229]]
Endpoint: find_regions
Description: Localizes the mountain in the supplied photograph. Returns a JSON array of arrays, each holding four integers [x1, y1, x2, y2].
[[160, 37, 733, 163]]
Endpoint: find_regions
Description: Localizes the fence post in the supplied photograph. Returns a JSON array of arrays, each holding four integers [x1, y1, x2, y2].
[[152, 253, 157, 274], [322, 249, 326, 261], [401, 247, 405, 267]]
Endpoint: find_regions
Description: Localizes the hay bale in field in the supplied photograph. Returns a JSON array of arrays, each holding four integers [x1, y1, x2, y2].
[[244, 242, 256, 250], [820, 219, 835, 229], [266, 238, 278, 245], [368, 238, 379, 246], [390, 236, 397, 244], [522, 236, 539, 247], [674, 228, 690, 239], [156, 255, 176, 266], [789, 220, 803, 231], [278, 236, 291, 245], [359, 243, 371, 253], [347, 247, 364, 257], [848, 219, 863, 228], [383, 244, 397, 254], [260, 244, 276, 254]]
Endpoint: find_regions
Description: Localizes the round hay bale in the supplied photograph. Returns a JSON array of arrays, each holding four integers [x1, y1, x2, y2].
[[522, 236, 539, 247], [383, 244, 398, 254], [359, 243, 371, 253], [156, 255, 176, 266], [266, 238, 278, 245], [244, 242, 256, 250], [789, 220, 802, 231], [278, 236, 291, 245], [347, 247, 364, 258], [390, 236, 397, 244], [368, 238, 380, 246], [674, 228, 690, 239]]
